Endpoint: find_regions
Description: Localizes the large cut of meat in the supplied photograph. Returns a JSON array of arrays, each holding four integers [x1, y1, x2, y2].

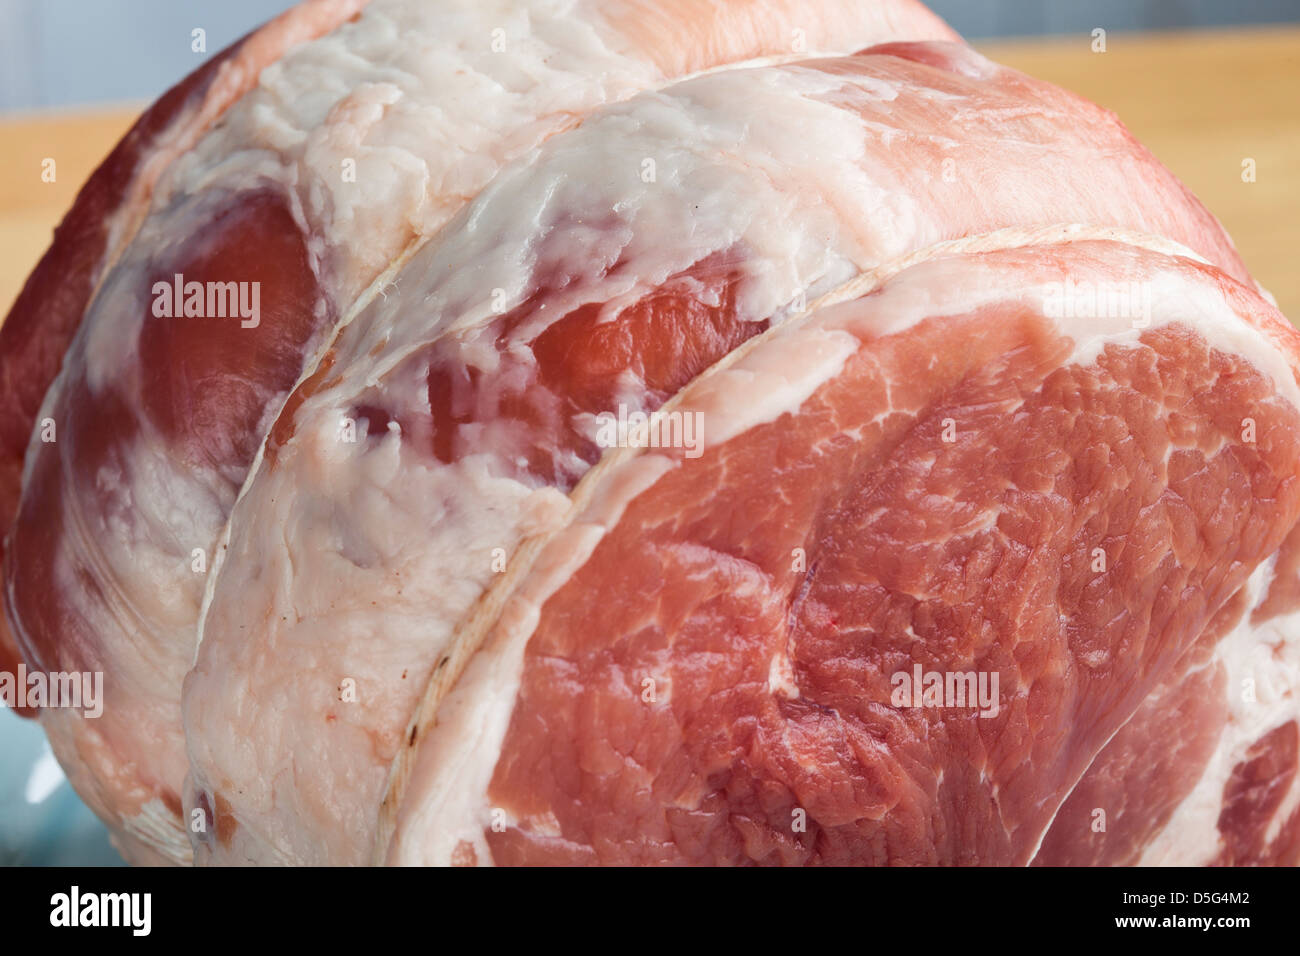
[[2, 0, 1297, 867]]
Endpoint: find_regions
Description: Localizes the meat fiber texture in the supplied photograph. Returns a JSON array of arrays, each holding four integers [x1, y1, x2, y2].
[[2, 0, 1297, 867]]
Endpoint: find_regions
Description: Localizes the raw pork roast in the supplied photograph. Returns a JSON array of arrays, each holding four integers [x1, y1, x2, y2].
[[3, 0, 1298, 866]]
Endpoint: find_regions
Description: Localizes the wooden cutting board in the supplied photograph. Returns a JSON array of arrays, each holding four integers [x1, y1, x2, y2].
[[0, 25, 1296, 321]]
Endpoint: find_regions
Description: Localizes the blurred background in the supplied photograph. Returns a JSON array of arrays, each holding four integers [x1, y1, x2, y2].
[[0, 0, 1297, 866], [1, 0, 1298, 111]]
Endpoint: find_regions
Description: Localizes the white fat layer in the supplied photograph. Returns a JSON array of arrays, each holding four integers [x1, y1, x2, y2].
[[80, 0, 657, 392], [811, 226, 1300, 413], [193, 62, 885, 866], [298, 62, 904, 394], [81, 0, 947, 395], [182, 11, 959, 649], [1137, 558, 1300, 865], [85, 0, 372, 369], [181, 2, 964, 865], [392, 230, 1300, 864], [1061, 272, 1300, 413]]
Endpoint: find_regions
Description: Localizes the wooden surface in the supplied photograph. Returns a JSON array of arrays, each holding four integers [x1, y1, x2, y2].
[[0, 26, 1296, 322], [978, 26, 1300, 319]]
